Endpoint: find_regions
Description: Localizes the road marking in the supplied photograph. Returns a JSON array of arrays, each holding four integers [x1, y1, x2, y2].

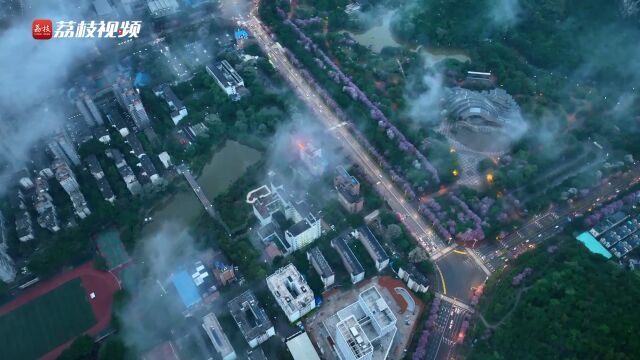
[[436, 264, 447, 295], [452, 249, 467, 255]]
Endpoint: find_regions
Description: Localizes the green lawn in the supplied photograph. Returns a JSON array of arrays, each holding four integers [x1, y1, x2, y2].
[[0, 279, 97, 360]]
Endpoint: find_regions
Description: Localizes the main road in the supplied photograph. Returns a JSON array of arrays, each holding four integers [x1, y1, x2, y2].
[[240, 9, 446, 256]]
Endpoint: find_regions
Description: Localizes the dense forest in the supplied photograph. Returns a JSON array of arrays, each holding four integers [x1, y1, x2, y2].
[[467, 236, 640, 359]]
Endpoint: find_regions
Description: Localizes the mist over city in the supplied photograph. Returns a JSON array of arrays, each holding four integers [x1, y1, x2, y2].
[[0, 1, 639, 360]]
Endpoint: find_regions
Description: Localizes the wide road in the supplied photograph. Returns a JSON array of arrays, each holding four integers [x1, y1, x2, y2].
[[472, 164, 640, 272], [241, 10, 446, 256]]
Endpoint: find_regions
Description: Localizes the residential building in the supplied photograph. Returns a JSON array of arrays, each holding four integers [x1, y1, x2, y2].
[[202, 312, 236, 360], [84, 95, 104, 125], [206, 60, 245, 99], [147, 0, 179, 17], [248, 174, 321, 254], [307, 247, 335, 288], [53, 159, 91, 219], [16, 169, 34, 190], [93, 126, 111, 144], [324, 286, 397, 360], [335, 166, 364, 213], [298, 141, 326, 177], [0, 211, 16, 283], [106, 106, 130, 137], [48, 132, 81, 166], [106, 148, 141, 195], [113, 77, 151, 129], [266, 264, 316, 322], [76, 97, 95, 126], [397, 264, 429, 293], [213, 261, 236, 286], [11, 191, 35, 241], [353, 227, 389, 271], [286, 331, 321, 360], [125, 133, 161, 185], [33, 176, 61, 232], [154, 84, 188, 125], [85, 155, 116, 203], [158, 151, 172, 169], [332, 234, 365, 284], [228, 290, 275, 348]]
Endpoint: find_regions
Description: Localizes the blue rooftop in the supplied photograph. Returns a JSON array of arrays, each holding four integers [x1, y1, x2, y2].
[[172, 270, 202, 308], [576, 232, 613, 259]]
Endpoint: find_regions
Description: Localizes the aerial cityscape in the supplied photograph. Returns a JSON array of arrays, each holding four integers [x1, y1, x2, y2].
[[0, 0, 639, 359]]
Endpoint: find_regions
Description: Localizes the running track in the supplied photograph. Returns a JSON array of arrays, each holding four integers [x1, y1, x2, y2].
[[0, 262, 121, 360]]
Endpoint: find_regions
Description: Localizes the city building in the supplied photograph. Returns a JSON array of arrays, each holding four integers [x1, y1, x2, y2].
[[335, 166, 364, 213], [53, 159, 91, 219], [125, 133, 161, 185], [247, 174, 322, 254], [158, 151, 172, 169], [307, 247, 335, 288], [147, 0, 179, 17], [579, 212, 640, 259], [228, 290, 275, 348], [266, 263, 316, 322], [93, 0, 117, 18], [84, 95, 104, 125], [297, 141, 327, 177], [0, 211, 16, 283], [85, 155, 116, 203], [397, 264, 429, 293], [332, 234, 365, 284], [93, 126, 111, 144], [353, 227, 389, 271], [11, 191, 35, 241], [206, 60, 245, 100], [213, 261, 236, 285], [202, 312, 236, 360], [324, 286, 397, 360], [154, 84, 188, 125], [106, 106, 130, 137], [172, 269, 202, 309], [48, 132, 81, 166], [106, 148, 141, 195], [113, 77, 151, 129], [16, 169, 34, 190], [286, 331, 321, 360], [76, 97, 95, 127], [33, 176, 61, 232]]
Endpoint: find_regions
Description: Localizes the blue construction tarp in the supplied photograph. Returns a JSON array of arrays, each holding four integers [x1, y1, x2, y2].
[[576, 232, 612, 259], [172, 270, 202, 308]]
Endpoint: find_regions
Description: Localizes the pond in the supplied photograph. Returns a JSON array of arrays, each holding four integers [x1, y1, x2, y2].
[[346, 9, 470, 63], [141, 140, 262, 237]]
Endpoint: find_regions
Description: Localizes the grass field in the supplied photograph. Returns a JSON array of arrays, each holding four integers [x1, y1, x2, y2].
[[0, 279, 97, 360]]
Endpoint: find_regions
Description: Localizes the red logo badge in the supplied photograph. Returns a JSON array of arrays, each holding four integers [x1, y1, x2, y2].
[[33, 19, 53, 40]]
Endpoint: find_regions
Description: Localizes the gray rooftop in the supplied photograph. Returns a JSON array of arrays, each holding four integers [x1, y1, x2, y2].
[[332, 235, 364, 277], [307, 247, 334, 279], [228, 290, 274, 344]]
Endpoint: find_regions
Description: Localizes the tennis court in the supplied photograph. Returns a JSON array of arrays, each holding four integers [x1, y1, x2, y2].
[[96, 230, 130, 270], [0, 279, 97, 360]]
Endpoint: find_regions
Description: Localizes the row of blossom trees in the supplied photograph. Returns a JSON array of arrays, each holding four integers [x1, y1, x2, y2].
[[278, 10, 440, 185], [412, 298, 441, 360]]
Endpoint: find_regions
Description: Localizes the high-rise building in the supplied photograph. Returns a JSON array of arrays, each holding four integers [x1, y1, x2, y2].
[[48, 132, 81, 166], [325, 286, 397, 360], [113, 77, 151, 129], [202, 312, 236, 360], [266, 264, 316, 322], [84, 95, 104, 125], [307, 247, 335, 289], [53, 159, 91, 219], [34, 176, 60, 232], [76, 98, 95, 126], [228, 290, 275, 348], [335, 166, 364, 214]]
